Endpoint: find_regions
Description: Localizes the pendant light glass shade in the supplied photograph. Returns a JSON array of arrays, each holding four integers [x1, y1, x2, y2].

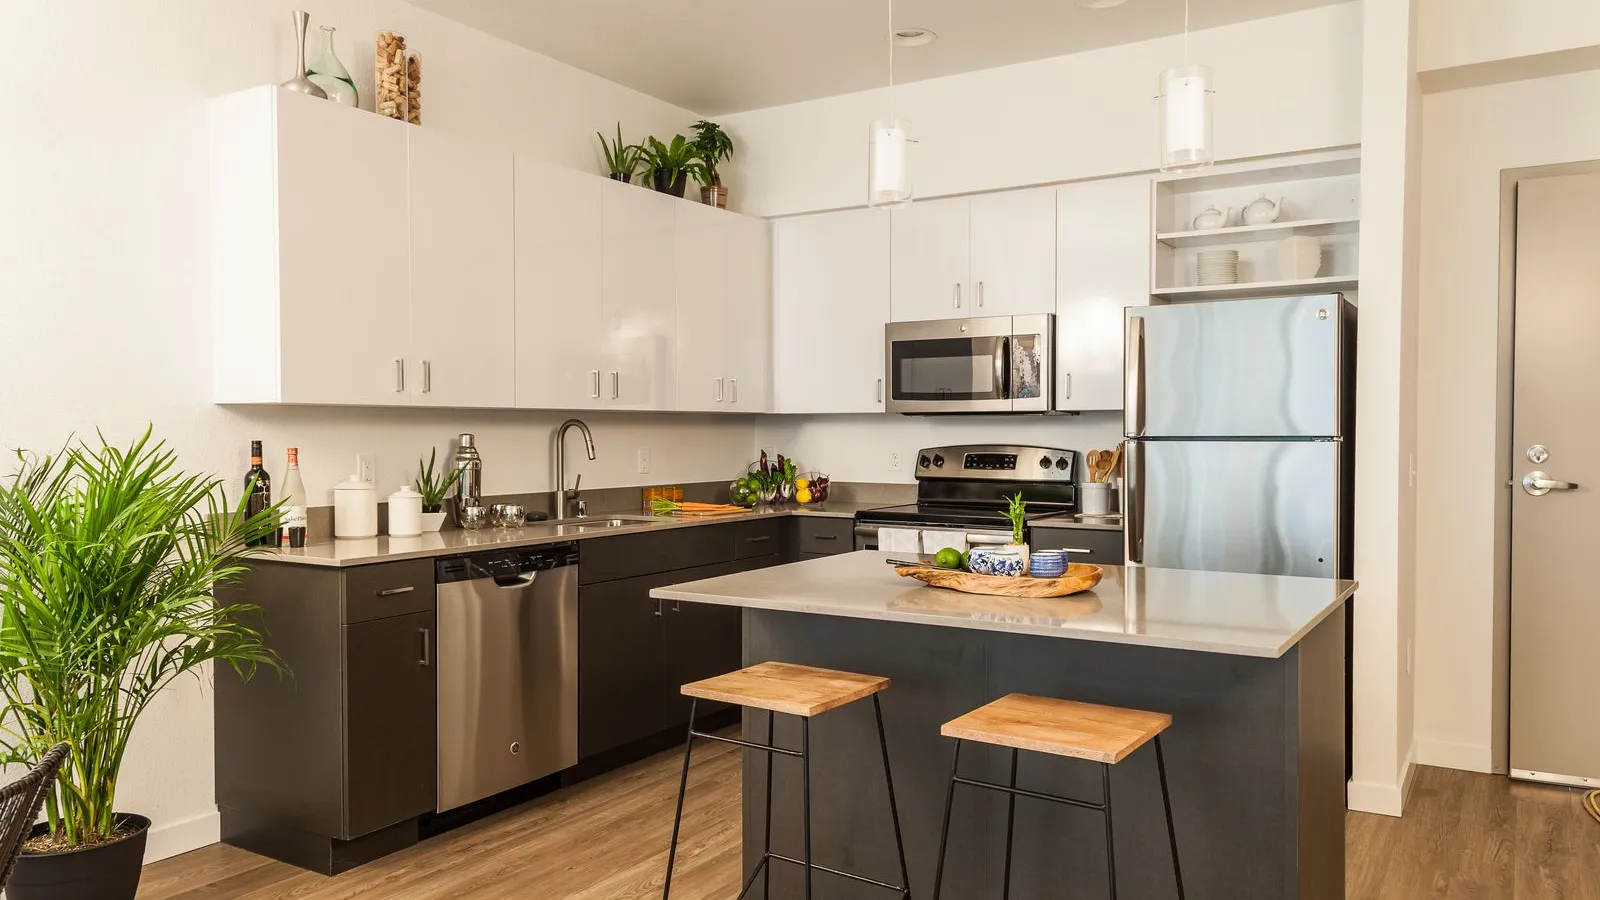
[[868, 118, 913, 208], [1158, 64, 1214, 173]]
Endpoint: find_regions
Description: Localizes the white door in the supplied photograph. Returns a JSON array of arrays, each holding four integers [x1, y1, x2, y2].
[[725, 216, 772, 412], [1509, 173, 1600, 786], [515, 157, 605, 410], [772, 209, 890, 414], [969, 188, 1057, 315], [1056, 176, 1151, 411], [675, 201, 731, 412], [409, 127, 515, 408], [274, 90, 412, 406], [601, 181, 677, 410], [890, 197, 970, 321]]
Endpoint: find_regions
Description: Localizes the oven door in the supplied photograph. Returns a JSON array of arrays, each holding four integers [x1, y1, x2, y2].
[[886, 317, 1015, 414]]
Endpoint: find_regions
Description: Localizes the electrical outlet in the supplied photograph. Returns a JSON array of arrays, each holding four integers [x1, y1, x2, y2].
[[637, 448, 650, 475], [888, 451, 903, 472], [356, 453, 375, 484]]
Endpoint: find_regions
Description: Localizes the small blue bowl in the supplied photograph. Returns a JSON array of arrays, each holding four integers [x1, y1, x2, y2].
[[1029, 550, 1069, 579]]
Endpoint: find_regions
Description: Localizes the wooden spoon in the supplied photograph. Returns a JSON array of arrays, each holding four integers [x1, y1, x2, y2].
[[1085, 450, 1104, 483], [1106, 443, 1124, 481]]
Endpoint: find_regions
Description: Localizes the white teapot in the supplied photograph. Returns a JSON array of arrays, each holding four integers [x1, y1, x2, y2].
[[1192, 205, 1230, 230], [1241, 194, 1284, 225]]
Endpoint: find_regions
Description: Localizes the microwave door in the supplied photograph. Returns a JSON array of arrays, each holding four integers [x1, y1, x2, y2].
[[886, 320, 1013, 413], [1008, 314, 1053, 412]]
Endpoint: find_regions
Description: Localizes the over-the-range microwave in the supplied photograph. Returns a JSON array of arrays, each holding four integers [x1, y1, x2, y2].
[[884, 314, 1054, 414]]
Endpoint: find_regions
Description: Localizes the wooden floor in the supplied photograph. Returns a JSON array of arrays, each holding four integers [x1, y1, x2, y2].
[[139, 746, 1600, 899]]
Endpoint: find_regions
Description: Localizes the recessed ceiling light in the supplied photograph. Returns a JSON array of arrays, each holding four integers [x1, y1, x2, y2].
[[893, 27, 937, 47], [1077, 0, 1130, 8]]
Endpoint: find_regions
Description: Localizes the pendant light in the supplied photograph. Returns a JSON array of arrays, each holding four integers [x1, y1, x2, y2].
[[1157, 0, 1214, 173], [868, 0, 912, 208]]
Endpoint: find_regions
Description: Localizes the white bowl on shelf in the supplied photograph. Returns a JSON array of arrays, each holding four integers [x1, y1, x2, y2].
[[1275, 236, 1323, 280]]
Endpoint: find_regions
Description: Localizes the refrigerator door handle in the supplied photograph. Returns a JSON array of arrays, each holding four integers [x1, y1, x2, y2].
[[1125, 315, 1146, 436], [1125, 441, 1144, 565]]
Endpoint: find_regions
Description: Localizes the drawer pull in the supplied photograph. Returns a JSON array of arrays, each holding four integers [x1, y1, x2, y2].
[[1058, 548, 1094, 555], [377, 586, 416, 597], [811, 533, 839, 541], [746, 535, 772, 543]]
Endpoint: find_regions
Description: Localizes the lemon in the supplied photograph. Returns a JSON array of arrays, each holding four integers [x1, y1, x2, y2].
[[795, 488, 814, 504], [795, 478, 810, 489], [934, 547, 963, 569]]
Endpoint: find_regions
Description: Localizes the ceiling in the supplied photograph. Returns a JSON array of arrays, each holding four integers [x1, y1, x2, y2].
[[411, 0, 1348, 115]]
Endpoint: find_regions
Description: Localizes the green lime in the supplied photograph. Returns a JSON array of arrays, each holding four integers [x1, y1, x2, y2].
[[960, 550, 972, 570], [934, 547, 963, 570]]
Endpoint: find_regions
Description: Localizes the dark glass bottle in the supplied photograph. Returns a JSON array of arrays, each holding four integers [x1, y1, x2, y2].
[[245, 440, 273, 547]]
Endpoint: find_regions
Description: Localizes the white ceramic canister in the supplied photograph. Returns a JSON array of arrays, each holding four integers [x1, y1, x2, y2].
[[333, 474, 379, 538], [388, 485, 424, 537]]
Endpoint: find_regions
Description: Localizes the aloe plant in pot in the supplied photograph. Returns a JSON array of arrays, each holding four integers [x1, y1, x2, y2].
[[637, 134, 704, 198], [597, 122, 640, 183], [416, 447, 460, 531], [0, 429, 284, 900]]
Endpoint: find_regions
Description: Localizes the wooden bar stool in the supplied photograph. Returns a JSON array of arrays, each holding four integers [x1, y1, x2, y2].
[[662, 661, 911, 900], [931, 693, 1185, 900]]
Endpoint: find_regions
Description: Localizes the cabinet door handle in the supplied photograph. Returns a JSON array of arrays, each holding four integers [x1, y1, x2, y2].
[[421, 359, 432, 394], [1063, 373, 1072, 399], [653, 597, 663, 617], [376, 586, 416, 597], [714, 377, 724, 402], [811, 533, 839, 541], [729, 378, 737, 403], [418, 627, 431, 667], [876, 378, 884, 403], [590, 370, 601, 399], [610, 371, 620, 400], [953, 283, 962, 308], [673, 600, 681, 613], [977, 281, 985, 307], [394, 359, 405, 393]]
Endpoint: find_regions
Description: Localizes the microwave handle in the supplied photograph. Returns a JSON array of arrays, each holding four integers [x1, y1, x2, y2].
[[996, 336, 1011, 401]]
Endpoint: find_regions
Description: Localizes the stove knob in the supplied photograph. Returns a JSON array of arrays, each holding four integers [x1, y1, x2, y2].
[[918, 455, 932, 469], [932, 454, 945, 468], [1055, 457, 1071, 471], [1039, 456, 1052, 469]]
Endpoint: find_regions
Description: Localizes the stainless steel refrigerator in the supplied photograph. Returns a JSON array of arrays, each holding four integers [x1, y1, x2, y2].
[[1124, 294, 1355, 578]]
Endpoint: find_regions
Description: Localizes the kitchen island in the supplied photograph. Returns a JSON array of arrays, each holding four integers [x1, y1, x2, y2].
[[652, 551, 1356, 900]]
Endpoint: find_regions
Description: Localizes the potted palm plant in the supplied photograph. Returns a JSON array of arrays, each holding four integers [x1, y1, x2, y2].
[[689, 119, 735, 208], [637, 134, 703, 198], [597, 122, 640, 183], [416, 447, 460, 531], [0, 429, 283, 900]]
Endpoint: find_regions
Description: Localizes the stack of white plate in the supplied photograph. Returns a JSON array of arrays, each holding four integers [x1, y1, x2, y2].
[[1196, 250, 1240, 285]]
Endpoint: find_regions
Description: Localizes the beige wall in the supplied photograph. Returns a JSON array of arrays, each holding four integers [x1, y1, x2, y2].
[[1418, 0, 1600, 73]]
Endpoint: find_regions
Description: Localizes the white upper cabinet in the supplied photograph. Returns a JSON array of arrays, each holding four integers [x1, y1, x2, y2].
[[601, 180, 677, 410], [969, 189, 1058, 315], [1056, 175, 1152, 411], [212, 86, 412, 405], [675, 203, 772, 412], [515, 157, 605, 410], [891, 197, 970, 320], [773, 209, 890, 414], [890, 190, 1056, 321], [408, 127, 515, 408]]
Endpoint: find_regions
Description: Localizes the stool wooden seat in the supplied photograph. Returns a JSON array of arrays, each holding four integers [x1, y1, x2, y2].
[[941, 693, 1172, 764], [681, 661, 891, 717]]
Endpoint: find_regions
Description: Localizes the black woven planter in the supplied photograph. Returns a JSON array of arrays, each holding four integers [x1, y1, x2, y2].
[[651, 169, 688, 197], [9, 814, 150, 900]]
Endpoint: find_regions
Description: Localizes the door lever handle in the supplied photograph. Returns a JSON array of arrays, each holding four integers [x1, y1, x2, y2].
[[1523, 471, 1580, 496]]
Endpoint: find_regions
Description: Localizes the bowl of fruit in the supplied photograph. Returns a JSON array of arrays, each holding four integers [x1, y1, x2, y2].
[[795, 472, 831, 505]]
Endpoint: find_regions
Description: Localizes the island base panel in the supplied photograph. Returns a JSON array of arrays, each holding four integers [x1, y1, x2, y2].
[[740, 609, 1345, 900]]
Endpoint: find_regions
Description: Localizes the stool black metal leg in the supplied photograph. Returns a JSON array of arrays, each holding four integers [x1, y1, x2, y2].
[[662, 699, 698, 900], [1154, 736, 1186, 900], [763, 710, 776, 900], [1001, 747, 1019, 900], [801, 716, 813, 900], [930, 739, 963, 900], [1101, 762, 1117, 900], [871, 695, 912, 899]]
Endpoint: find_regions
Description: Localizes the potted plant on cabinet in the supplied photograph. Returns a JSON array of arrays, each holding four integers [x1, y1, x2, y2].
[[597, 122, 640, 183], [637, 134, 704, 198], [416, 447, 460, 531], [0, 429, 284, 900], [689, 119, 735, 208]]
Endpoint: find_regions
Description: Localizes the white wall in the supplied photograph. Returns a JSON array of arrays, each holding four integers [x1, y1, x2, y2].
[[1413, 69, 1600, 774], [717, 3, 1364, 217], [1417, 0, 1600, 74], [0, 0, 739, 863]]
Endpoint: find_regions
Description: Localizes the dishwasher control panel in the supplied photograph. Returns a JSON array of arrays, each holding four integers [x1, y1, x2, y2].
[[436, 542, 578, 584]]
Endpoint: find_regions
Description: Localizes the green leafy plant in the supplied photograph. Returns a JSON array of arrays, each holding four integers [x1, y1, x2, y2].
[[688, 119, 734, 187], [597, 122, 640, 182], [415, 448, 461, 513], [0, 428, 284, 849], [637, 135, 706, 191], [1004, 492, 1027, 545]]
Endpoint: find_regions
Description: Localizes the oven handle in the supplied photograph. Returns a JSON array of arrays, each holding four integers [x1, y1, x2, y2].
[[965, 532, 1015, 546]]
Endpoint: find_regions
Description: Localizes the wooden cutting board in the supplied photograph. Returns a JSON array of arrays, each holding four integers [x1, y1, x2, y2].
[[668, 507, 752, 518], [894, 563, 1103, 598]]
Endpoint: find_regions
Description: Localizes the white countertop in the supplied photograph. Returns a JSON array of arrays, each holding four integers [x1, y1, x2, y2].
[[651, 551, 1356, 659]]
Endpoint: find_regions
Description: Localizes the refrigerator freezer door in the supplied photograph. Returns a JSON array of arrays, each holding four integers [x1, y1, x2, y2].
[[1126, 295, 1345, 438], [1127, 439, 1339, 577]]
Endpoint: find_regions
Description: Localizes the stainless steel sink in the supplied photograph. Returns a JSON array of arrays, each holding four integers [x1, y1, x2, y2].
[[541, 514, 662, 527]]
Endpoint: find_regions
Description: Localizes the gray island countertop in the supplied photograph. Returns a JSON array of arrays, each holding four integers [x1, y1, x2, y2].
[[652, 550, 1356, 658]]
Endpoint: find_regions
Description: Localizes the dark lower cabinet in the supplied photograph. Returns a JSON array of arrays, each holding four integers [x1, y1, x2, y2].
[[577, 570, 679, 757], [1030, 525, 1126, 564], [343, 610, 436, 838]]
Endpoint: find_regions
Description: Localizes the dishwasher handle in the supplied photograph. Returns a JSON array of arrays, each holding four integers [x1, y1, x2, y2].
[[493, 573, 537, 589]]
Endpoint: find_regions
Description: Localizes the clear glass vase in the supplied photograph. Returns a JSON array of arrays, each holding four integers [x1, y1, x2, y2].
[[308, 26, 358, 108]]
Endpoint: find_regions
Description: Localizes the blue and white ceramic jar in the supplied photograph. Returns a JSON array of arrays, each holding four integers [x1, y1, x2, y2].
[[969, 546, 1026, 578]]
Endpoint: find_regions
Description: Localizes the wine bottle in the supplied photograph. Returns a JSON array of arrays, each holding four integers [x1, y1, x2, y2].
[[281, 447, 308, 548], [245, 440, 273, 547]]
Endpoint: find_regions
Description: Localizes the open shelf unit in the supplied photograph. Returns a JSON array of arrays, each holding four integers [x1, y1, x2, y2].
[[1150, 149, 1360, 301]]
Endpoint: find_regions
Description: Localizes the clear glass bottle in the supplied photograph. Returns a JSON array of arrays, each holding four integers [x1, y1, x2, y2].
[[308, 26, 358, 108]]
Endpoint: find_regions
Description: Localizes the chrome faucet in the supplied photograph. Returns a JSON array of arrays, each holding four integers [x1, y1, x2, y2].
[[552, 418, 596, 519]]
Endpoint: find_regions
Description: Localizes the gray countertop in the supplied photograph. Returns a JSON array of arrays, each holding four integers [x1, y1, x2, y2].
[[257, 502, 880, 568], [651, 551, 1356, 658]]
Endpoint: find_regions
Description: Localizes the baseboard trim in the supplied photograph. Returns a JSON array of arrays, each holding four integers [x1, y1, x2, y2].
[[1400, 739, 1419, 807], [1347, 778, 1403, 816], [1417, 738, 1495, 773], [143, 811, 219, 864]]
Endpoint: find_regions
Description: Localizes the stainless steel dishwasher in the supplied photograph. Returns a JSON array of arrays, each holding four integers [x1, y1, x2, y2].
[[434, 542, 578, 812]]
